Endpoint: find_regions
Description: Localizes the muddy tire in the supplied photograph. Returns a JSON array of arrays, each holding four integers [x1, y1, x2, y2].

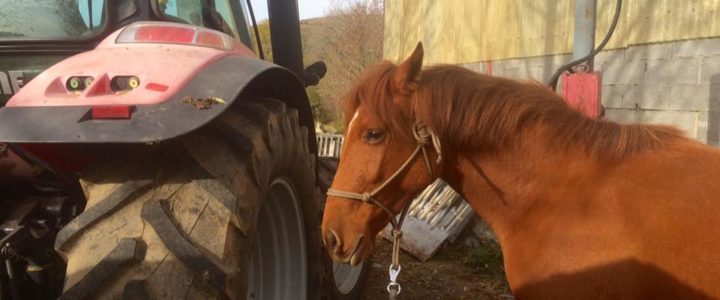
[[55, 98, 326, 299]]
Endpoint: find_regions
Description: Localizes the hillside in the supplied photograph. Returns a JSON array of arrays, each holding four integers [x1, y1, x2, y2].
[[253, 2, 383, 133]]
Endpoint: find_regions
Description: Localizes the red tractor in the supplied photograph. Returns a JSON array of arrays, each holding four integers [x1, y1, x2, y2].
[[0, 0, 366, 299]]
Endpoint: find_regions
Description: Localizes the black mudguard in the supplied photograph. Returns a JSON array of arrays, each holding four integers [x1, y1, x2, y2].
[[0, 56, 317, 154]]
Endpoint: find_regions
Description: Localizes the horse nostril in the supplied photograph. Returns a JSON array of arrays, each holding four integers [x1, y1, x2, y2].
[[325, 229, 341, 253]]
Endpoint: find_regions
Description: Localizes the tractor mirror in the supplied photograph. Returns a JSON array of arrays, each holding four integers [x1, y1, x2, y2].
[[303, 61, 327, 87]]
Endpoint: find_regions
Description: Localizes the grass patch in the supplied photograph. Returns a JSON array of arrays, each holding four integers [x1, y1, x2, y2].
[[462, 242, 504, 275]]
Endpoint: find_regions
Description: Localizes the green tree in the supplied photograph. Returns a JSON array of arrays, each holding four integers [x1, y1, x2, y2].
[[307, 86, 331, 124]]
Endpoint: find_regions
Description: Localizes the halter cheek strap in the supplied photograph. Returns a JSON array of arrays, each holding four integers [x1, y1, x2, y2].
[[326, 123, 441, 299]]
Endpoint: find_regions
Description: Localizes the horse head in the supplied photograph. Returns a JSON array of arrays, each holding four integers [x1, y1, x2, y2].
[[321, 43, 440, 266]]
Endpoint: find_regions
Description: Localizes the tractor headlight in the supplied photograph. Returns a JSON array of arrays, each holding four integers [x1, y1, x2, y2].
[[66, 76, 94, 92], [110, 76, 140, 92]]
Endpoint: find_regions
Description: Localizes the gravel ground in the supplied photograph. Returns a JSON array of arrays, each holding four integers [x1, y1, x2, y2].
[[359, 228, 512, 300]]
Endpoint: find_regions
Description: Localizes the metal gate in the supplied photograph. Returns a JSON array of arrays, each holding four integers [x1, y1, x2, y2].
[[316, 133, 343, 157]]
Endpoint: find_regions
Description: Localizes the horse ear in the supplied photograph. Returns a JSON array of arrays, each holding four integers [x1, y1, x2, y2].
[[392, 42, 424, 97]]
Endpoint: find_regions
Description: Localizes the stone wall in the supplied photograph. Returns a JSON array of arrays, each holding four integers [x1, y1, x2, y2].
[[462, 37, 720, 145]]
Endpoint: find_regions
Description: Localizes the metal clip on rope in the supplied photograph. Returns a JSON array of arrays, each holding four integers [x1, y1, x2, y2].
[[387, 228, 403, 298], [387, 265, 402, 298]]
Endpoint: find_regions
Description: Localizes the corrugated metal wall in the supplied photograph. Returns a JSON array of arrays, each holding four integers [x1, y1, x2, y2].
[[384, 0, 720, 64]]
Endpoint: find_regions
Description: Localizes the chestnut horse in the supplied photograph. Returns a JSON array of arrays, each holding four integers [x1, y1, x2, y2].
[[321, 43, 720, 299]]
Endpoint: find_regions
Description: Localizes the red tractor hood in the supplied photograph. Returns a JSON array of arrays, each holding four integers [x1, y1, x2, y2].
[[7, 22, 255, 107]]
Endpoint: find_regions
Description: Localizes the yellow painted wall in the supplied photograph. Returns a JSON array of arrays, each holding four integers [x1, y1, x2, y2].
[[384, 0, 720, 64]]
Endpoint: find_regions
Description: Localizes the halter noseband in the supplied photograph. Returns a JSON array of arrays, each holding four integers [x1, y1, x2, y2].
[[326, 123, 441, 298]]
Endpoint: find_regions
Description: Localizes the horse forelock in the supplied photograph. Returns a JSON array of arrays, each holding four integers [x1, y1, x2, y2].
[[343, 62, 415, 142]]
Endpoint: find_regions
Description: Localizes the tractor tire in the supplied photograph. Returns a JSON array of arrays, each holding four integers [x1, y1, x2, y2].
[[54, 98, 327, 299]]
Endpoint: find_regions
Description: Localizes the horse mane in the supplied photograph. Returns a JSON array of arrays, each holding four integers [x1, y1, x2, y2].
[[345, 63, 684, 160]]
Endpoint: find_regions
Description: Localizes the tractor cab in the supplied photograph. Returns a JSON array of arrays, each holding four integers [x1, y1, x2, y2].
[[0, 0, 257, 105]]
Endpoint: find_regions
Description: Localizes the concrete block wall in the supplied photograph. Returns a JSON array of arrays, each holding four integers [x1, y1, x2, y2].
[[462, 37, 720, 145]]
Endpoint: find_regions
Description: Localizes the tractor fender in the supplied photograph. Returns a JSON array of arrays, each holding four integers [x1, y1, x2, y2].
[[0, 55, 317, 155]]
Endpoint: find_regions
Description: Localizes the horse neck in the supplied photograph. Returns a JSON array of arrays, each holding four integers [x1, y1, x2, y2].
[[439, 127, 594, 243]]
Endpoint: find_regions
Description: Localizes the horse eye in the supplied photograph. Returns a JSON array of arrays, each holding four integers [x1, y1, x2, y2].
[[364, 129, 385, 143]]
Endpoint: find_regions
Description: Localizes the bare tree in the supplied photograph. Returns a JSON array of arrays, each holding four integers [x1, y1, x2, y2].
[[314, 0, 384, 130]]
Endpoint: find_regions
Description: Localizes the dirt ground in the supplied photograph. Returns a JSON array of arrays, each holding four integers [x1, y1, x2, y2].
[[360, 228, 512, 299]]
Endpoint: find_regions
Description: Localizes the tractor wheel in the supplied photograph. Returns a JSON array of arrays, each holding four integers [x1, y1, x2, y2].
[[55, 98, 327, 299], [328, 253, 371, 299]]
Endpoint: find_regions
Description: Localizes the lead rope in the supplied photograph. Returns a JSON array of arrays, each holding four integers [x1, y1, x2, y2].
[[327, 123, 441, 300], [387, 205, 410, 299]]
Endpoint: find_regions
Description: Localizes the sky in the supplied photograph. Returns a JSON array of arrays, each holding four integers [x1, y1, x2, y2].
[[249, 0, 332, 21]]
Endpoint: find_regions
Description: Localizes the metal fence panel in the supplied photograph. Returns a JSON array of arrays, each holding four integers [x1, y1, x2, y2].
[[316, 133, 344, 157]]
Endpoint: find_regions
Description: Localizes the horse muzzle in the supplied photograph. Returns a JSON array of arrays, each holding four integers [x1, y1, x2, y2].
[[323, 229, 366, 266]]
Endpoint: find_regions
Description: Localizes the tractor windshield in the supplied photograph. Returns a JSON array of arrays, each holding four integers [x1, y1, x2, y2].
[[0, 0, 105, 40]]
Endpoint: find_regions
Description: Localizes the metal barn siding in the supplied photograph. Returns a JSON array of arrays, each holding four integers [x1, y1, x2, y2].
[[384, 0, 720, 64]]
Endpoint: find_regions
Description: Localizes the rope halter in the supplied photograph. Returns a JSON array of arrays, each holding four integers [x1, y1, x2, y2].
[[326, 123, 440, 228], [326, 122, 441, 298]]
